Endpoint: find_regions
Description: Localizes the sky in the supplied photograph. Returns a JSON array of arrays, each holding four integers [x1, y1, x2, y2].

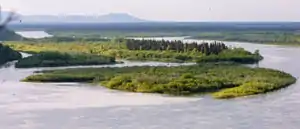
[[1, 0, 300, 21]]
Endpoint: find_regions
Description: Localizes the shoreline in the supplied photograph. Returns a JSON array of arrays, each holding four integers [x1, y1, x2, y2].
[[184, 37, 300, 47]]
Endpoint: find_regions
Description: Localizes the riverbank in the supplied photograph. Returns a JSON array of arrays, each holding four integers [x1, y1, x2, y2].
[[186, 37, 300, 47], [23, 63, 296, 99], [186, 31, 300, 46]]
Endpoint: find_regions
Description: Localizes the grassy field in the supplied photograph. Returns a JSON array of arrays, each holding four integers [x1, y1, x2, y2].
[[23, 63, 296, 99]]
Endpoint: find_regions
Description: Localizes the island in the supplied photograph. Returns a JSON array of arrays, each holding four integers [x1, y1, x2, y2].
[[6, 38, 296, 99], [23, 63, 296, 99]]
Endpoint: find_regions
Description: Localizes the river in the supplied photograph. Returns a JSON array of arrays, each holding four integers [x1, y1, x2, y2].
[[1, 37, 300, 129], [15, 31, 53, 39]]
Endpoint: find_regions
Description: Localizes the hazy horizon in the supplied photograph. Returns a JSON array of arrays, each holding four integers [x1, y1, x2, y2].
[[2, 0, 300, 22]]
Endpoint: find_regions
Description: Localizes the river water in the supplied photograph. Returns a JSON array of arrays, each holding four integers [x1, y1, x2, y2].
[[1, 37, 300, 129], [15, 31, 53, 39]]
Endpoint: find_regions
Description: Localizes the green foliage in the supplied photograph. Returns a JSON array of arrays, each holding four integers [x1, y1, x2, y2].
[[125, 39, 227, 55], [213, 69, 296, 99], [189, 31, 300, 45], [15, 51, 116, 68], [197, 48, 263, 64], [0, 44, 22, 65], [23, 63, 296, 99], [5, 40, 261, 63]]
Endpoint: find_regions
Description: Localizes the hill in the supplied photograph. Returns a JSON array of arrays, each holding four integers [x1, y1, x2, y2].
[[13, 13, 146, 23], [0, 28, 23, 41]]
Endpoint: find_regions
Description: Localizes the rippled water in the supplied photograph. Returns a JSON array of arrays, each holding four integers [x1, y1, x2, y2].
[[1, 38, 300, 129]]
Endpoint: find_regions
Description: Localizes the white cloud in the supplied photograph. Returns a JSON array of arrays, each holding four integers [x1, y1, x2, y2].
[[1, 0, 21, 11]]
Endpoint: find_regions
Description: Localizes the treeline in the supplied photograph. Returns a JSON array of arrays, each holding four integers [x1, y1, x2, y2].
[[0, 44, 22, 65], [125, 39, 228, 55], [188, 31, 300, 45]]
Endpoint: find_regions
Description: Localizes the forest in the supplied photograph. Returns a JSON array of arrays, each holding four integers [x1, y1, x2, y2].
[[125, 39, 227, 55]]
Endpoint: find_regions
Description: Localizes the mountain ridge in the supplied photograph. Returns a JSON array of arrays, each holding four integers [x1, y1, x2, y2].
[[9, 12, 147, 23]]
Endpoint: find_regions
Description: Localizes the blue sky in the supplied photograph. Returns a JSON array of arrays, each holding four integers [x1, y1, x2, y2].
[[2, 0, 300, 21]]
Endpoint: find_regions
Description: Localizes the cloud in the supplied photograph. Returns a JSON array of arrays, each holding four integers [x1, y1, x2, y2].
[[1, 0, 21, 11]]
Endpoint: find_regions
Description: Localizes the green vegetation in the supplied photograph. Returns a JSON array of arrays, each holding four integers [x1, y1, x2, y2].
[[23, 63, 296, 99], [47, 30, 188, 38], [48, 30, 300, 45], [6, 39, 262, 63], [15, 51, 116, 68], [0, 44, 22, 65], [188, 31, 300, 45]]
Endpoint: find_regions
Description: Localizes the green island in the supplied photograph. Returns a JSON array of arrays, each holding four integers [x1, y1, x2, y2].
[[6, 39, 262, 63], [5, 38, 295, 99], [0, 43, 22, 65], [15, 51, 117, 68], [24, 63, 296, 99]]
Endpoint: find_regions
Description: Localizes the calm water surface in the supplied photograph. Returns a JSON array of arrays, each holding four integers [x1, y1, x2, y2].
[[15, 31, 52, 39], [0, 37, 300, 129]]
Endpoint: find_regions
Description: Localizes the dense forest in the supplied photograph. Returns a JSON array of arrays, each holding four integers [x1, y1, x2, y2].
[[0, 43, 22, 65], [125, 39, 227, 55]]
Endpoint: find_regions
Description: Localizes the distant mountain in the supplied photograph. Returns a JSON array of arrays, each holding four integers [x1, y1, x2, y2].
[[0, 29, 22, 41], [11, 13, 147, 23]]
